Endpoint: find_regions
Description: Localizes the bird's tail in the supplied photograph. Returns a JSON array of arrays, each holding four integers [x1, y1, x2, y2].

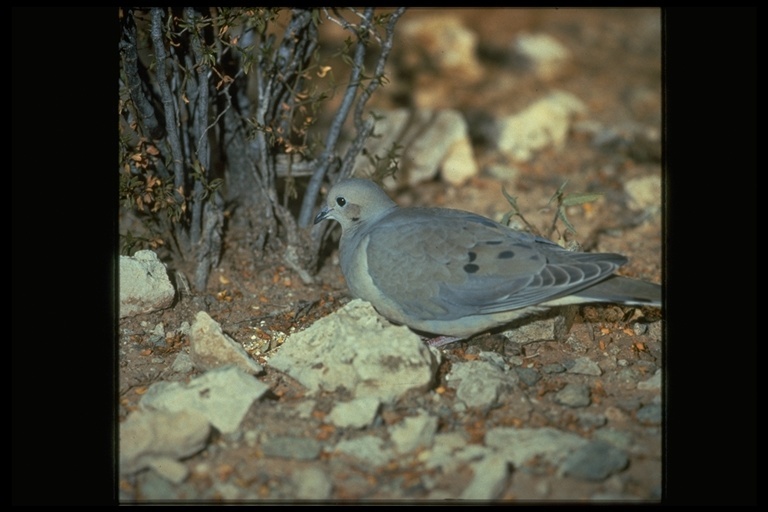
[[573, 275, 662, 307]]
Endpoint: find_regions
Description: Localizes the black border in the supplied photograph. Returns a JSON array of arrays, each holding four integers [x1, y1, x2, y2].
[[662, 7, 756, 506], [12, 6, 119, 506], [12, 6, 757, 506]]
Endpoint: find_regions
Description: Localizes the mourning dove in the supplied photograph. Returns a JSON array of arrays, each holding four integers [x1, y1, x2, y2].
[[315, 178, 661, 340]]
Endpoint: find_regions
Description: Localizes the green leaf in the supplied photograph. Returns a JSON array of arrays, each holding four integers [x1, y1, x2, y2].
[[557, 208, 578, 235], [548, 179, 569, 205], [561, 192, 602, 207]]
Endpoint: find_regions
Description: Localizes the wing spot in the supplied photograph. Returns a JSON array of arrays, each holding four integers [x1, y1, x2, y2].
[[463, 263, 480, 274], [468, 251, 477, 262], [498, 250, 515, 259]]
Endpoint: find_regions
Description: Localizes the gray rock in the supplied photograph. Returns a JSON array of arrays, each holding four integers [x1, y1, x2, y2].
[[554, 383, 591, 408], [147, 323, 166, 346], [500, 307, 576, 343], [333, 436, 391, 466], [615, 366, 645, 386], [560, 440, 629, 481], [485, 427, 587, 467], [120, 250, 175, 318], [170, 352, 195, 374], [176, 321, 191, 337], [423, 432, 489, 473], [637, 369, 662, 391], [636, 403, 662, 425], [577, 411, 608, 429], [647, 320, 663, 342], [542, 362, 566, 374], [592, 429, 634, 452], [134, 469, 184, 500], [446, 359, 516, 408], [514, 366, 541, 386], [211, 482, 245, 501], [635, 360, 658, 375], [593, 122, 661, 163], [262, 436, 322, 460], [477, 350, 509, 370], [567, 357, 603, 376]]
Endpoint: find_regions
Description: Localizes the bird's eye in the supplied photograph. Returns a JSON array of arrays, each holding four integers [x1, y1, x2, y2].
[[336, 197, 346, 207]]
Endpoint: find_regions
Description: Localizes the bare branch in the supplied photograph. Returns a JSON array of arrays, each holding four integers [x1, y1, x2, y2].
[[150, 8, 186, 198], [185, 8, 210, 247], [120, 7, 406, 289], [299, 7, 376, 228], [341, 7, 406, 177], [120, 10, 164, 142], [322, 7, 384, 45], [271, 9, 317, 137]]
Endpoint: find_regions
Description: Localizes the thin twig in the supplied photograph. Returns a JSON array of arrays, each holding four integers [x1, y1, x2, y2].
[[299, 7, 376, 228], [340, 7, 405, 177]]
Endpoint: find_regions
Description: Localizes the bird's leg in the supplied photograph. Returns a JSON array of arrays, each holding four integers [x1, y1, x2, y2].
[[423, 335, 465, 348]]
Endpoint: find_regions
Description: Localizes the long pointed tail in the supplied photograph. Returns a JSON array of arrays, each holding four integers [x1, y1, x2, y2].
[[574, 275, 662, 307]]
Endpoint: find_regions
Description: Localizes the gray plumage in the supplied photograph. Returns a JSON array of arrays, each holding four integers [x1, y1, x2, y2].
[[314, 178, 661, 338]]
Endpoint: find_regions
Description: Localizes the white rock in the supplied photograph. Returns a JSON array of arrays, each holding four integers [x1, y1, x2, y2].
[[460, 454, 509, 500], [514, 32, 571, 80], [333, 436, 391, 466], [120, 409, 210, 476], [355, 109, 478, 187], [269, 299, 441, 403], [189, 311, 264, 374], [140, 365, 270, 433], [119, 250, 175, 318], [398, 15, 482, 80], [496, 91, 587, 162], [327, 397, 381, 429], [291, 466, 333, 500], [147, 458, 190, 484], [624, 175, 661, 215], [390, 412, 438, 454], [422, 433, 489, 474]]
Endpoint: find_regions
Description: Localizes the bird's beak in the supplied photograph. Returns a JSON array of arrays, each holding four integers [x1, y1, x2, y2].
[[314, 205, 332, 224]]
